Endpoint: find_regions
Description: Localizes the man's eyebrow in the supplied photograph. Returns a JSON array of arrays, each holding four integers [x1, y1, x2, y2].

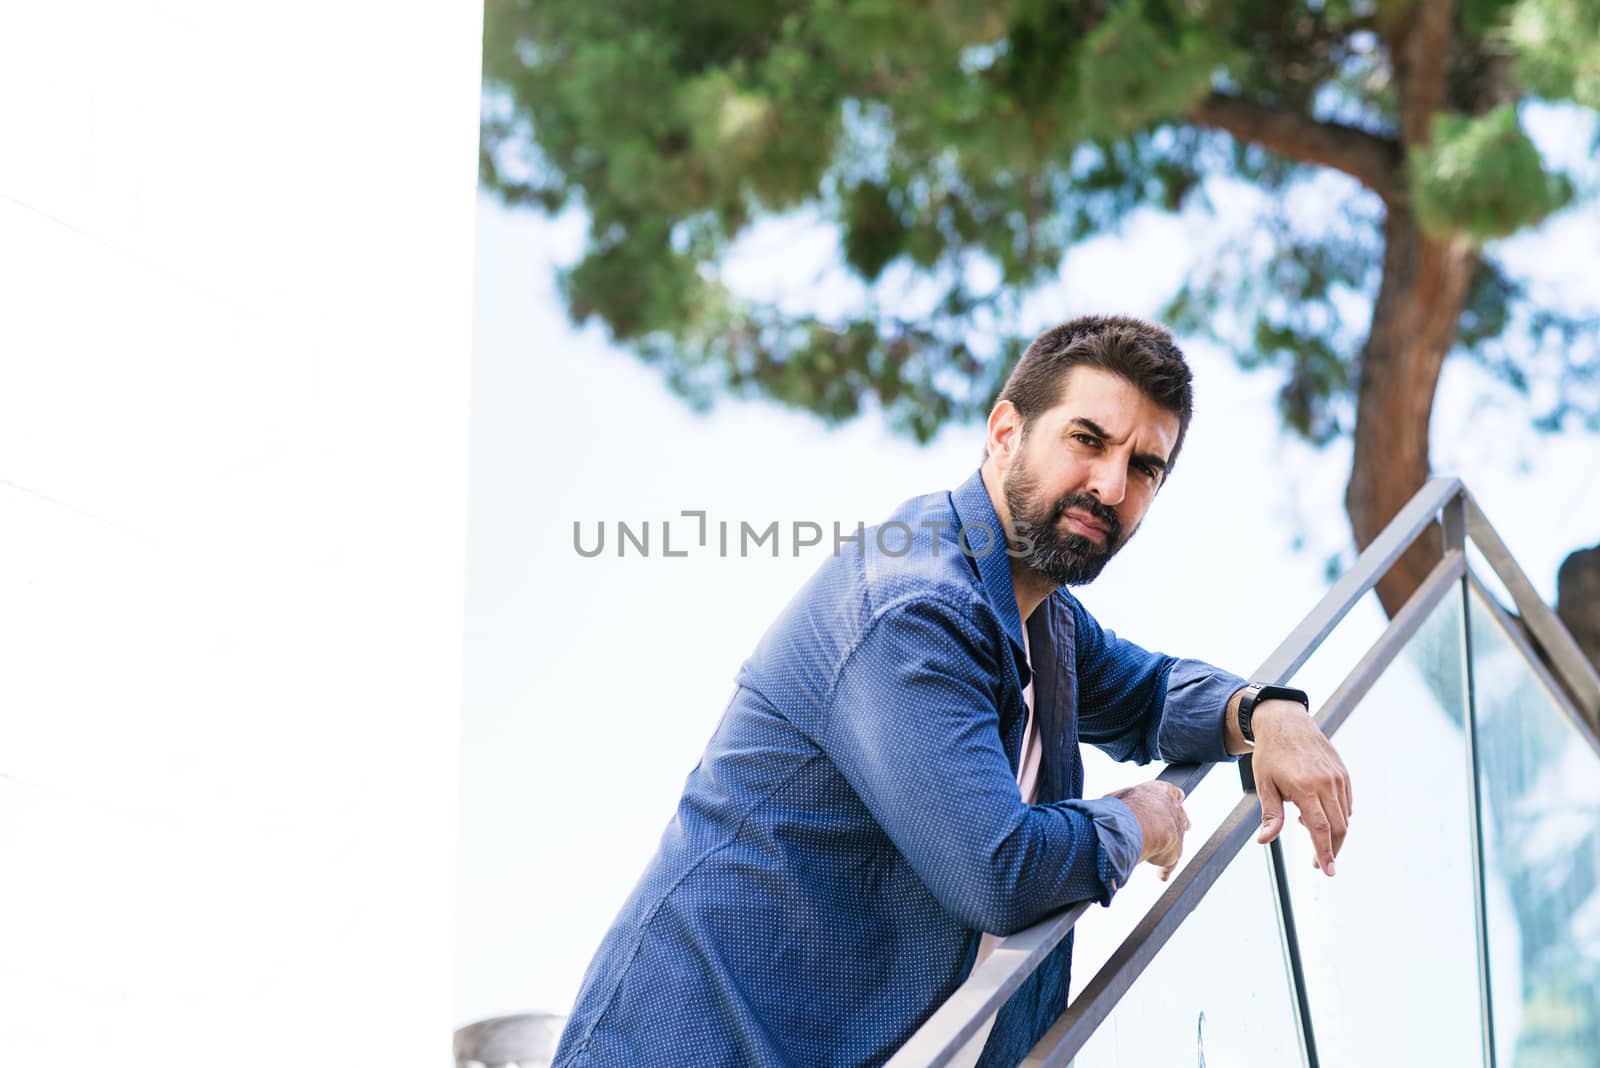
[[1068, 417, 1169, 472], [1068, 417, 1112, 441], [1134, 450, 1170, 474]]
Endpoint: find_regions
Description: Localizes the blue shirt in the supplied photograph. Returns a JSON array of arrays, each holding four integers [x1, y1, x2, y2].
[[553, 471, 1244, 1067]]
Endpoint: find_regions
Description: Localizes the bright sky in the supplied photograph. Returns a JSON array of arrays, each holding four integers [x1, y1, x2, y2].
[[454, 124, 1600, 1029]]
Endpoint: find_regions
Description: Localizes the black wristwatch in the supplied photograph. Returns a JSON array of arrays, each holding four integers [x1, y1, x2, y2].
[[1236, 683, 1310, 744]]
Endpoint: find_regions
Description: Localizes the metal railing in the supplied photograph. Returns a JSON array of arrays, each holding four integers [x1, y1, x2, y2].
[[890, 478, 1600, 1068]]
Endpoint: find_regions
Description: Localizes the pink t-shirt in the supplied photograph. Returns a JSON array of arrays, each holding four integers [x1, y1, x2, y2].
[[974, 626, 1040, 970], [956, 628, 1040, 1065]]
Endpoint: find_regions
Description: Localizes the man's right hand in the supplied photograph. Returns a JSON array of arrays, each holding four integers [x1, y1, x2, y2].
[[1107, 781, 1191, 881]]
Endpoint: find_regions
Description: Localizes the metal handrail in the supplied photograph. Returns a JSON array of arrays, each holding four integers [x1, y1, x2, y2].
[[1020, 548, 1468, 1068], [891, 478, 1600, 1068], [1463, 490, 1600, 729]]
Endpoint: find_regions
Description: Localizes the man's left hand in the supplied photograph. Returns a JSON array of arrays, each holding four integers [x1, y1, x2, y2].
[[1250, 700, 1352, 876]]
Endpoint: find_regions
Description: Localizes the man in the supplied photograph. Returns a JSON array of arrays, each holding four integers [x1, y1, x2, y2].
[[551, 315, 1352, 1068]]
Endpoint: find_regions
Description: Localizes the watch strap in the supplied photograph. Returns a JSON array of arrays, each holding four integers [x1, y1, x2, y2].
[[1237, 683, 1310, 744]]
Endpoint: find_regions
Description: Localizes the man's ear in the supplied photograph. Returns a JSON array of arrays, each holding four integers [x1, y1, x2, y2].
[[986, 401, 1024, 463]]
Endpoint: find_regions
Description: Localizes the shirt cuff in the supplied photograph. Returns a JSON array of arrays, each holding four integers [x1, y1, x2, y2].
[[1061, 797, 1142, 902], [1158, 659, 1248, 765]]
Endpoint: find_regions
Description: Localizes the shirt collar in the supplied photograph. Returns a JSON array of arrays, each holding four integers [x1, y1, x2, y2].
[[950, 468, 1027, 660]]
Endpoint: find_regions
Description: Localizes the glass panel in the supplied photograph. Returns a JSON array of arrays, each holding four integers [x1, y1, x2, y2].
[[1073, 584, 1394, 1011], [1278, 587, 1486, 1066], [1072, 824, 1302, 1066], [1072, 753, 1245, 998], [1468, 587, 1600, 1066], [1285, 587, 1392, 716], [1465, 539, 1518, 617]]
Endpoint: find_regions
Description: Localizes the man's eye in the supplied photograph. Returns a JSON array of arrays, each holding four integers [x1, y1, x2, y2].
[[1133, 462, 1159, 481], [1071, 433, 1100, 447]]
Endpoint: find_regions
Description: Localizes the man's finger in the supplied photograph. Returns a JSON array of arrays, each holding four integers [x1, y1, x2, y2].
[[1256, 778, 1285, 844], [1299, 797, 1336, 876], [1320, 772, 1349, 858]]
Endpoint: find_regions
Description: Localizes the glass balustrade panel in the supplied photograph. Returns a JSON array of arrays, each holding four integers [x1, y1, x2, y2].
[[1072, 749, 1245, 998], [1071, 824, 1302, 1067], [1286, 587, 1392, 718], [1073, 583, 1395, 1013], [1277, 586, 1486, 1067], [1468, 585, 1600, 1067]]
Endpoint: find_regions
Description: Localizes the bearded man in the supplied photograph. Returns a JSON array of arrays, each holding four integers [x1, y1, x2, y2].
[[551, 315, 1352, 1068]]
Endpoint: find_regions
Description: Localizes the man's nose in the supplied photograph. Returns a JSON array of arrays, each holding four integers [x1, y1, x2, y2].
[[1086, 456, 1127, 508]]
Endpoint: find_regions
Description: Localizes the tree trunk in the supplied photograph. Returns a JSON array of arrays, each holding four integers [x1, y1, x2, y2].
[[1345, 207, 1478, 617]]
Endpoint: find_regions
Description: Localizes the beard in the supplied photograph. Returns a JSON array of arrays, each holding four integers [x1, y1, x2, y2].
[[1003, 459, 1131, 587]]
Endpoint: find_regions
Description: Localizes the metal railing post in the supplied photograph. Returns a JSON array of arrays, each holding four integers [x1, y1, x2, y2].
[[889, 478, 1600, 1067], [1449, 491, 1499, 1068], [1265, 836, 1319, 1068]]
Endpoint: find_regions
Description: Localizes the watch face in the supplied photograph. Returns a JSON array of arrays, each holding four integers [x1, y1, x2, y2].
[[1259, 685, 1310, 708]]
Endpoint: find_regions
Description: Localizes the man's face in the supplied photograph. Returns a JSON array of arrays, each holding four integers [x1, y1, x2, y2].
[[1001, 367, 1180, 587]]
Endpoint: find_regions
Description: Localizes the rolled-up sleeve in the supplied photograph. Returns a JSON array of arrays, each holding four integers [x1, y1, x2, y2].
[[1160, 659, 1247, 764], [1061, 797, 1142, 894], [1072, 596, 1244, 766], [815, 594, 1126, 932]]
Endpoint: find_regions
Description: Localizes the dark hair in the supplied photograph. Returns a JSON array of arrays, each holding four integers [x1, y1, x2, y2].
[[992, 314, 1194, 472]]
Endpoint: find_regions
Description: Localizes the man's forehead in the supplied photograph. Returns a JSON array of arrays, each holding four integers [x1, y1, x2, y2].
[[1044, 367, 1178, 443]]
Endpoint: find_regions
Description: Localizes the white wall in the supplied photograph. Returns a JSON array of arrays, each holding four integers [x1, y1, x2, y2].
[[0, 3, 480, 1063]]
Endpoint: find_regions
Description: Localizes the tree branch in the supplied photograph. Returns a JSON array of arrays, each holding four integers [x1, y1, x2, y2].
[[1188, 91, 1403, 204], [1400, 0, 1455, 145]]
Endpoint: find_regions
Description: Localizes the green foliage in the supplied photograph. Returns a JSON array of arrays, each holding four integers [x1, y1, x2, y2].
[[481, 0, 1597, 443], [1409, 105, 1574, 241], [1463, 0, 1521, 36], [636, 283, 1023, 441], [839, 181, 908, 280], [1071, 3, 1230, 138], [1166, 194, 1378, 445], [1509, 0, 1600, 108], [1456, 257, 1521, 355], [1458, 257, 1600, 432]]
